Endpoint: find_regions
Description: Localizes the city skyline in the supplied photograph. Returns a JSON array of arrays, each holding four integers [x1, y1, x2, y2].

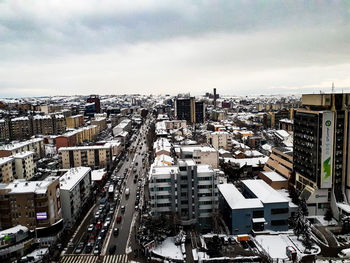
[[1, 1, 350, 97]]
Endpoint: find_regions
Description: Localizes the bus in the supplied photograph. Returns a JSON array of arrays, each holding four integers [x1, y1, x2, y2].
[[108, 185, 114, 201]]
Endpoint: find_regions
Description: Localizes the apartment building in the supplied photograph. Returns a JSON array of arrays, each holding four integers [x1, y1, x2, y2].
[[294, 93, 350, 217], [0, 157, 15, 183], [207, 131, 232, 151], [112, 119, 132, 136], [164, 120, 187, 130], [0, 120, 10, 141], [66, 115, 84, 129], [179, 145, 219, 168], [153, 138, 172, 156], [149, 160, 218, 230], [58, 145, 112, 169], [9, 117, 32, 140], [56, 125, 98, 150], [12, 152, 35, 181], [91, 117, 107, 133], [0, 177, 62, 231], [40, 105, 64, 114], [0, 138, 44, 160], [59, 167, 91, 226]]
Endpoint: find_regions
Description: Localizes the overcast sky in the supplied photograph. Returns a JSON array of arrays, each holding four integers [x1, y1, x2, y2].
[[1, 0, 350, 97]]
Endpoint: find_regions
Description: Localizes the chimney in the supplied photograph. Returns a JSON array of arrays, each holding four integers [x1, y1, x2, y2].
[[213, 88, 217, 109]]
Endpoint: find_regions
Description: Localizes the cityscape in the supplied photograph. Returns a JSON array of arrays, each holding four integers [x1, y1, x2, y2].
[[1, 1, 350, 263]]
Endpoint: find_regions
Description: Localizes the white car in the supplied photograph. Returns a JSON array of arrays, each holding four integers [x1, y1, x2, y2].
[[338, 248, 350, 258]]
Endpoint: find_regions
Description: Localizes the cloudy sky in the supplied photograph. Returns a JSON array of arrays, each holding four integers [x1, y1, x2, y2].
[[1, 0, 350, 97]]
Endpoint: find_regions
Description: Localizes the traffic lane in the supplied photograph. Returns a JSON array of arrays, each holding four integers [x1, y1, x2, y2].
[[114, 166, 138, 254]]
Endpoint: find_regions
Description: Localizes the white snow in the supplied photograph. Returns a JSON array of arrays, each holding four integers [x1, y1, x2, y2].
[[151, 237, 184, 260]]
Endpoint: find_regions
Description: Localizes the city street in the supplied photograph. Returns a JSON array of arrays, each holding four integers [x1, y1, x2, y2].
[[106, 123, 149, 255], [66, 120, 150, 257]]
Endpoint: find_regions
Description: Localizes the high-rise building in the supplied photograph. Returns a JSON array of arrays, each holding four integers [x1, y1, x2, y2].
[[294, 93, 350, 217], [174, 97, 205, 123], [86, 95, 101, 114]]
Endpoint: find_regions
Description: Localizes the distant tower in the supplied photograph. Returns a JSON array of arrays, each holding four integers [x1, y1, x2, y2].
[[332, 82, 335, 93], [213, 88, 217, 109]]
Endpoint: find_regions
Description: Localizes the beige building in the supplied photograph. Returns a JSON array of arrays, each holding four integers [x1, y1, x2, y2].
[[32, 115, 54, 135], [59, 145, 113, 169], [180, 145, 219, 168], [263, 147, 293, 180], [0, 177, 62, 231], [164, 120, 187, 130], [12, 151, 35, 181], [0, 138, 44, 160], [0, 157, 14, 183], [66, 115, 84, 129], [91, 117, 107, 133], [40, 105, 64, 114], [207, 131, 232, 151]]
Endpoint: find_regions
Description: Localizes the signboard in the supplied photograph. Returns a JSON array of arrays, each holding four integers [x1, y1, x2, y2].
[[320, 111, 334, 188], [36, 212, 47, 220]]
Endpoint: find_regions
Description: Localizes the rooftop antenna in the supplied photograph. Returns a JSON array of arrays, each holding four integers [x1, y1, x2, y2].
[[332, 82, 335, 93]]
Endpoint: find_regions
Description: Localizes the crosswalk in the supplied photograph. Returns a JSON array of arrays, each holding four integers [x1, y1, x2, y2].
[[59, 254, 129, 263], [103, 254, 129, 263]]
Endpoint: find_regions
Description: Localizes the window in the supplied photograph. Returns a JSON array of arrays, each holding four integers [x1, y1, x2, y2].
[[271, 220, 287, 226], [252, 210, 264, 218], [179, 166, 186, 171], [271, 208, 288, 214]]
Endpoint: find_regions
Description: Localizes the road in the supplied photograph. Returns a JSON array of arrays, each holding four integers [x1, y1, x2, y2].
[[66, 119, 150, 257], [106, 122, 149, 255]]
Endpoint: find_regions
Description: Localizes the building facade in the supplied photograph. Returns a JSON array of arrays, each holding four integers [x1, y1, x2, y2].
[[294, 94, 350, 217], [207, 131, 233, 151], [59, 167, 91, 226], [59, 145, 113, 169], [149, 160, 218, 230]]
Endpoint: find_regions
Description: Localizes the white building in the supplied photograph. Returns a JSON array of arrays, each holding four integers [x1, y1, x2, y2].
[[112, 119, 132, 136], [179, 145, 219, 168], [59, 167, 92, 225], [149, 159, 218, 230]]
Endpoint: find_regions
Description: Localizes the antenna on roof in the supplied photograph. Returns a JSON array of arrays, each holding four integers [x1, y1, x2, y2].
[[332, 82, 335, 93]]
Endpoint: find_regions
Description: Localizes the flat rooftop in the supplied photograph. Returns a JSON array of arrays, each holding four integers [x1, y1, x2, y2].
[[243, 179, 288, 204]]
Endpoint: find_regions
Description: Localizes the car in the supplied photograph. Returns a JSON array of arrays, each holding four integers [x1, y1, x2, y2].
[[85, 242, 94, 253], [87, 224, 94, 232], [113, 227, 119, 236], [75, 242, 84, 254], [100, 229, 106, 239], [96, 221, 102, 229], [135, 205, 139, 211], [339, 248, 350, 258], [121, 205, 126, 213], [93, 246, 100, 255], [116, 216, 122, 223], [133, 178, 137, 184]]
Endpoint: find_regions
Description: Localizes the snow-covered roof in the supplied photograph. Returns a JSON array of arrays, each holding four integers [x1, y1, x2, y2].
[[0, 138, 43, 151], [223, 157, 268, 168], [218, 184, 263, 209], [243, 179, 288, 204], [12, 151, 34, 159], [0, 157, 13, 166], [261, 171, 287, 182], [58, 145, 111, 151], [91, 169, 106, 181], [60, 167, 91, 191], [3, 176, 58, 194], [0, 225, 28, 238], [181, 145, 217, 153]]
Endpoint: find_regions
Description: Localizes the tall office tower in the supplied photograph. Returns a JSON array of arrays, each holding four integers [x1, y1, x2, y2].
[[175, 97, 205, 123], [86, 94, 101, 114], [294, 94, 350, 217]]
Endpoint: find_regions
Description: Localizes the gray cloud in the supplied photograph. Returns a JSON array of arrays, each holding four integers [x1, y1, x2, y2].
[[0, 1, 350, 96]]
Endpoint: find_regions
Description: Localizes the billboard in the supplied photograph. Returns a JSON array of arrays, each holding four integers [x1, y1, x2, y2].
[[36, 212, 47, 220], [320, 111, 334, 188]]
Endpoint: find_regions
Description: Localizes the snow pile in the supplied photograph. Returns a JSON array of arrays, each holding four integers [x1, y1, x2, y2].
[[151, 237, 184, 260]]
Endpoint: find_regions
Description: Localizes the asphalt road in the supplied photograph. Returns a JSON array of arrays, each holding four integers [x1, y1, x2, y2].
[[106, 123, 149, 255]]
